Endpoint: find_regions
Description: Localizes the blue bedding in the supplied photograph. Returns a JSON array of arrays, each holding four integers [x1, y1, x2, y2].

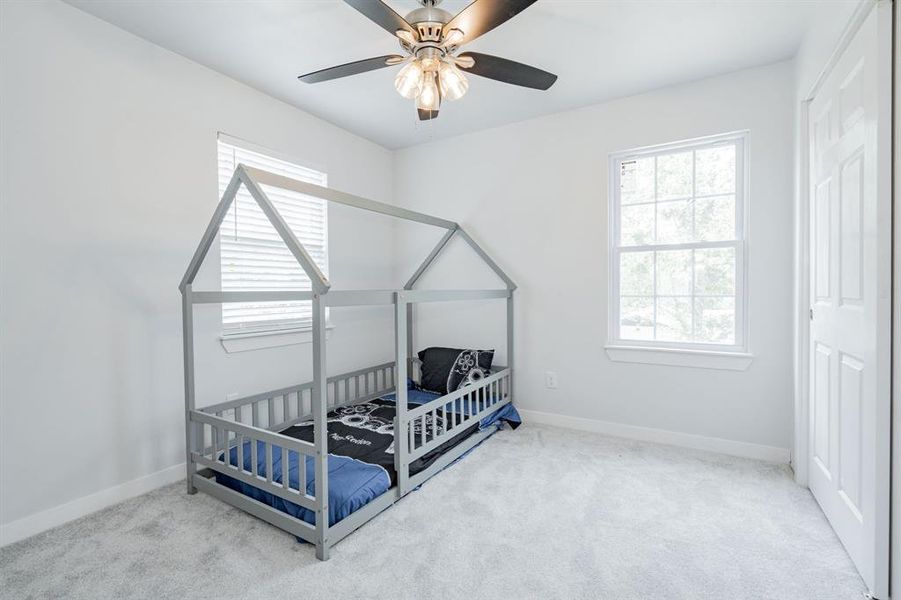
[[215, 383, 520, 529]]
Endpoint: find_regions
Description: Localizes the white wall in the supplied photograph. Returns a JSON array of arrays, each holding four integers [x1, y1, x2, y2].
[[394, 61, 796, 453], [794, 2, 862, 97], [0, 0, 396, 539]]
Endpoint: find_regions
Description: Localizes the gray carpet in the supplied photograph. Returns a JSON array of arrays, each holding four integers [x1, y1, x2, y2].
[[1, 424, 866, 600]]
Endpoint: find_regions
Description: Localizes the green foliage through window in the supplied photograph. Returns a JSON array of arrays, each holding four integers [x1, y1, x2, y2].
[[614, 136, 744, 347]]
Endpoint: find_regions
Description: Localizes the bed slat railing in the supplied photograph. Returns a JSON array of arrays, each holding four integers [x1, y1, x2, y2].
[[191, 410, 318, 511], [404, 367, 512, 463], [188, 361, 399, 516], [198, 361, 397, 432]]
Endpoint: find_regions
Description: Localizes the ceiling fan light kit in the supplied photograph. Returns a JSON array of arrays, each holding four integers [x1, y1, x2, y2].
[[298, 0, 557, 121], [395, 61, 424, 99], [438, 61, 468, 100], [394, 52, 469, 107], [416, 71, 440, 113]]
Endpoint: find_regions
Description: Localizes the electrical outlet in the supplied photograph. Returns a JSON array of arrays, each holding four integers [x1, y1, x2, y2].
[[545, 371, 558, 389]]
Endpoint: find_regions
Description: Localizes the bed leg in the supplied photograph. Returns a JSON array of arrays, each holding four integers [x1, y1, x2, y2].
[[183, 285, 198, 496], [394, 295, 410, 495], [186, 447, 197, 495], [186, 469, 197, 495], [316, 540, 330, 561], [312, 294, 330, 560]]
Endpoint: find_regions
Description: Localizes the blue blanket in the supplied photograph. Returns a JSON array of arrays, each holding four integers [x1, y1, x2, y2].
[[215, 384, 520, 528]]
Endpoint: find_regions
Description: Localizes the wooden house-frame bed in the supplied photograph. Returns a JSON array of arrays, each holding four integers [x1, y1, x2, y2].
[[180, 164, 516, 560]]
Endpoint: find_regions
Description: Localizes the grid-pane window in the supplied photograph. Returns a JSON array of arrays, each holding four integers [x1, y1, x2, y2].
[[610, 133, 747, 350], [218, 137, 328, 334]]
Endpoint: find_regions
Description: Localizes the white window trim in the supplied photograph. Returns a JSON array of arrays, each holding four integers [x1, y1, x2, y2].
[[604, 345, 753, 371], [606, 131, 752, 369], [216, 133, 331, 342]]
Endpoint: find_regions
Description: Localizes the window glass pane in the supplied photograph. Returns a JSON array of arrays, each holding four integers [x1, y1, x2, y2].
[[655, 249, 692, 295], [613, 135, 743, 349], [694, 297, 735, 344], [695, 144, 735, 196], [620, 297, 655, 340], [694, 247, 735, 295], [656, 151, 692, 200], [620, 203, 655, 246], [620, 252, 654, 295], [656, 297, 692, 342], [656, 199, 692, 244], [620, 157, 655, 205], [694, 194, 735, 241]]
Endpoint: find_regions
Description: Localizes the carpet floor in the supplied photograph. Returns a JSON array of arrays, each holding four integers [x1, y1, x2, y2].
[[0, 423, 866, 600]]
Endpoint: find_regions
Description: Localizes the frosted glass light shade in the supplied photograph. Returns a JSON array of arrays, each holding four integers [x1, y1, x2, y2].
[[416, 72, 440, 111], [394, 61, 424, 99], [438, 61, 468, 101]]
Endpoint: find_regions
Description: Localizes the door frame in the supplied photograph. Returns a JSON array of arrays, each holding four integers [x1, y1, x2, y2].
[[893, 2, 901, 597], [793, 0, 893, 597]]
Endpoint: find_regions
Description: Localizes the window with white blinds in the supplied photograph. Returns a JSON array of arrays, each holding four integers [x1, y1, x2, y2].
[[218, 137, 328, 335]]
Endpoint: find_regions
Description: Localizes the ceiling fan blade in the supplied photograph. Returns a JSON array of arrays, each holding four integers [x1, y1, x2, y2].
[[458, 52, 557, 90], [443, 0, 537, 46], [298, 55, 404, 83], [344, 0, 416, 38], [417, 107, 439, 121], [417, 95, 440, 121]]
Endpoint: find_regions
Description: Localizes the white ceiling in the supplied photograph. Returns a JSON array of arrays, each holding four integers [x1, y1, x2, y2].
[[66, 0, 828, 149]]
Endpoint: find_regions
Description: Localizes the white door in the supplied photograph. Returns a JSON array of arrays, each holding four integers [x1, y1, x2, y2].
[[807, 3, 891, 598]]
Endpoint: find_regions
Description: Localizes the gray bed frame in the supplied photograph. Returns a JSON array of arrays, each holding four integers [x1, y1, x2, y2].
[[179, 165, 515, 560]]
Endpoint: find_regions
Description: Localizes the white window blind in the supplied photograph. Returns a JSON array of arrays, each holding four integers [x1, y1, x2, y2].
[[218, 137, 328, 335], [609, 132, 748, 351]]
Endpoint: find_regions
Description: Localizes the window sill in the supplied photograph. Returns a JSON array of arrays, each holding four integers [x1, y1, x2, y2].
[[605, 344, 754, 371], [220, 324, 334, 354]]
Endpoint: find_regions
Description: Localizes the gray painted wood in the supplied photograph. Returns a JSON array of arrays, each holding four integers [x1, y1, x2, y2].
[[181, 165, 518, 560]]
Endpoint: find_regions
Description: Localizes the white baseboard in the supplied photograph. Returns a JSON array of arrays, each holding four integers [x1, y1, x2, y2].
[[518, 409, 791, 463], [0, 462, 186, 547]]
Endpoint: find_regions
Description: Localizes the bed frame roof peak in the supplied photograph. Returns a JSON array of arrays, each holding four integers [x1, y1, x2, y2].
[[179, 164, 516, 295]]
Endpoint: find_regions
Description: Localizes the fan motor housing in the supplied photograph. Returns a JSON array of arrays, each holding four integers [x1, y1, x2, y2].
[[405, 3, 452, 39], [413, 20, 447, 42]]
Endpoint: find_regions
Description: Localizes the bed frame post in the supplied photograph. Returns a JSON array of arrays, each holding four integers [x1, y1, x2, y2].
[[405, 304, 414, 375], [507, 295, 514, 399], [182, 284, 197, 495], [312, 293, 330, 560], [394, 293, 410, 494]]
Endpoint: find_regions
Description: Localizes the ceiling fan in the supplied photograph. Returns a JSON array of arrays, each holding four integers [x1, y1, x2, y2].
[[298, 0, 557, 121]]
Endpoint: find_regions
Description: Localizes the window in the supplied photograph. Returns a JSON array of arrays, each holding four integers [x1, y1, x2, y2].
[[218, 136, 328, 336], [609, 132, 748, 358]]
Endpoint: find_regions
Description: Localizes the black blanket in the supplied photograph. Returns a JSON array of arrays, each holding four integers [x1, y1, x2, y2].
[[281, 399, 479, 485]]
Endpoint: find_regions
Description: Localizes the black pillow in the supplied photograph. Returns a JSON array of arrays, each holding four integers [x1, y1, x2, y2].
[[417, 347, 494, 395]]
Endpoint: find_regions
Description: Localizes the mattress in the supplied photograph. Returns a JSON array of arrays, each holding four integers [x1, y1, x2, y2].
[[214, 383, 521, 528]]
